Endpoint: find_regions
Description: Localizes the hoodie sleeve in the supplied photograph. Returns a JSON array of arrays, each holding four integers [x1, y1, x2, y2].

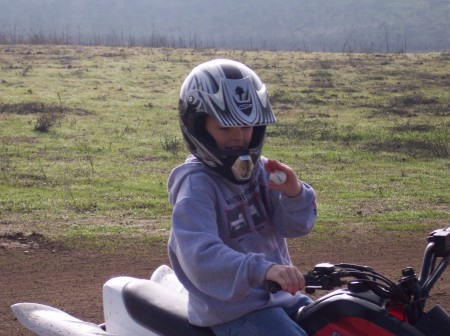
[[269, 181, 317, 238]]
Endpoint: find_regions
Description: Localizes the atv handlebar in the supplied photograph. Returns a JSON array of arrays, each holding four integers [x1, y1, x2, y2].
[[265, 262, 395, 295], [265, 227, 450, 300], [264, 227, 449, 325]]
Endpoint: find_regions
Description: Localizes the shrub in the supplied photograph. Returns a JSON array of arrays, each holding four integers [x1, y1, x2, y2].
[[161, 135, 182, 156], [34, 110, 65, 132]]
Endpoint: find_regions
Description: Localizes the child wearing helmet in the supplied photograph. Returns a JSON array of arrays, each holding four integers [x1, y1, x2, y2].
[[168, 59, 317, 335]]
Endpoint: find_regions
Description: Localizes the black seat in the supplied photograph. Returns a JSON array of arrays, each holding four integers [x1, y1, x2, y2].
[[123, 279, 215, 336]]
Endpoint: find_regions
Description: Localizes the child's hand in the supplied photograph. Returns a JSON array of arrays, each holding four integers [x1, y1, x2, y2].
[[264, 160, 302, 197], [265, 264, 306, 295]]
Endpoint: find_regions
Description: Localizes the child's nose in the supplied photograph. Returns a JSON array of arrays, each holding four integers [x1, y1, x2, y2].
[[232, 128, 245, 140]]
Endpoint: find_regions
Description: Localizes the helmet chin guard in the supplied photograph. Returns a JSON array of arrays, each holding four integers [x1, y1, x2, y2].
[[178, 59, 276, 184], [231, 155, 255, 182]]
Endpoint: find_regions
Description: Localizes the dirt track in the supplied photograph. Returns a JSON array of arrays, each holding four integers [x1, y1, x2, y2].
[[1, 227, 449, 335]]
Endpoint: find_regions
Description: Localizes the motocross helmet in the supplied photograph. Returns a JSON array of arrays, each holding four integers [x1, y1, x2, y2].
[[178, 59, 276, 184]]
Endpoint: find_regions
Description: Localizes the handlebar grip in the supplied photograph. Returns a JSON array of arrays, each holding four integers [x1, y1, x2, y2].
[[264, 280, 282, 294]]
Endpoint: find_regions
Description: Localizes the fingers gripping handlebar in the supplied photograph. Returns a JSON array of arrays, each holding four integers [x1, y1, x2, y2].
[[265, 263, 343, 294]]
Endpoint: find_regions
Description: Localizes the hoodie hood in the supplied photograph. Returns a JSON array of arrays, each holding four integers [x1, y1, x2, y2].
[[168, 155, 219, 205]]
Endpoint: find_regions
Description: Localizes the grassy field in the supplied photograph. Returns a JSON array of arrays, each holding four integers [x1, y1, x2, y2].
[[0, 45, 449, 249]]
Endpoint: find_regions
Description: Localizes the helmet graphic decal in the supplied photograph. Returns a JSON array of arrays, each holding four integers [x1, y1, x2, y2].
[[221, 77, 261, 124], [234, 85, 251, 115]]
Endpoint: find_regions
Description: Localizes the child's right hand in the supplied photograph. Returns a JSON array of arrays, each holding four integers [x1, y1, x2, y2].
[[264, 160, 302, 197], [265, 264, 306, 295]]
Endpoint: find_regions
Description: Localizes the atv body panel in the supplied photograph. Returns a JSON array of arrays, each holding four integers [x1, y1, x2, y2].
[[297, 289, 424, 336]]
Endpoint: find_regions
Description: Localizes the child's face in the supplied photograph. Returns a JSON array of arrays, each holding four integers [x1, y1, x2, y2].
[[205, 116, 253, 151]]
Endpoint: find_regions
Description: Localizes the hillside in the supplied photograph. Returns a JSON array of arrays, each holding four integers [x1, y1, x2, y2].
[[0, 0, 449, 51]]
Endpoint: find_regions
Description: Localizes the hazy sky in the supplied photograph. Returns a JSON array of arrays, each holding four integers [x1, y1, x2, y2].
[[0, 0, 449, 52]]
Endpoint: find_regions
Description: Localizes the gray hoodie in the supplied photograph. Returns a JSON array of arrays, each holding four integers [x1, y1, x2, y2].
[[168, 155, 316, 327]]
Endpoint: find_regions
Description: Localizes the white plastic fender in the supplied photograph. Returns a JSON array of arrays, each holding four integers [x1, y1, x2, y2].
[[11, 302, 112, 336]]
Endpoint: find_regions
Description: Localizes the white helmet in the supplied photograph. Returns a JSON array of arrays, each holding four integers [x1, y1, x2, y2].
[[178, 59, 276, 184]]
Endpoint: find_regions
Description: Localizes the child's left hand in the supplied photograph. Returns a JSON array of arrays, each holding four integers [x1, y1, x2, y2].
[[264, 160, 302, 197]]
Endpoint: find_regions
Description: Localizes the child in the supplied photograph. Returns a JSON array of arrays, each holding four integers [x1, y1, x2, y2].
[[168, 59, 317, 336]]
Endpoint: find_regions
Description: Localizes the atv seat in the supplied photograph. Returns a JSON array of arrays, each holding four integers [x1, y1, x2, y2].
[[123, 279, 215, 336]]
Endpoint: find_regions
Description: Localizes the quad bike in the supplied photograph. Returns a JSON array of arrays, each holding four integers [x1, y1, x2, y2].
[[11, 227, 450, 335]]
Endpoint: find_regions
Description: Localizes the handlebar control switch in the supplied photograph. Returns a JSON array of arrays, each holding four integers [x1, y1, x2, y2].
[[399, 267, 420, 298], [313, 263, 336, 275], [428, 227, 450, 257], [348, 280, 370, 293], [402, 267, 415, 278], [305, 263, 342, 293]]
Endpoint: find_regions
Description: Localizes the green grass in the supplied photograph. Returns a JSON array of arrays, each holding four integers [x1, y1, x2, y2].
[[0, 45, 449, 246]]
